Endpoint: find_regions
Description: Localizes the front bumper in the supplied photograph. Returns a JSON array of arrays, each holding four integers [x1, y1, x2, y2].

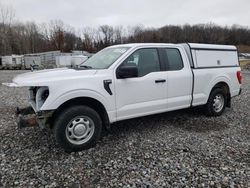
[[16, 106, 53, 129]]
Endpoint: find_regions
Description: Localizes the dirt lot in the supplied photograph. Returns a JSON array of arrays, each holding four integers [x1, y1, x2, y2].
[[0, 70, 250, 187]]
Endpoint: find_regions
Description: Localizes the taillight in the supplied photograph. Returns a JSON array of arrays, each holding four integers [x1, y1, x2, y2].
[[237, 71, 242, 84]]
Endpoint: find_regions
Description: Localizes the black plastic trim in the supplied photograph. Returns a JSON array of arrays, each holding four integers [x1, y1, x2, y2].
[[157, 48, 167, 71], [103, 80, 112, 95], [191, 48, 237, 52], [194, 65, 240, 69], [186, 43, 195, 107], [155, 79, 166, 83], [236, 48, 240, 66]]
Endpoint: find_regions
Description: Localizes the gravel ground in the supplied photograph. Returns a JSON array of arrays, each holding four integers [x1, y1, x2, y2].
[[0, 70, 250, 187]]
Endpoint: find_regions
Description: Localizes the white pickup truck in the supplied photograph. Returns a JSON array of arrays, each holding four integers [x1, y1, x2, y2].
[[3, 43, 242, 152]]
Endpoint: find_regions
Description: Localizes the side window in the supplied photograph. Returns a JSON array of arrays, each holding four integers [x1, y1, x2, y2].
[[122, 48, 160, 77], [165, 48, 184, 70]]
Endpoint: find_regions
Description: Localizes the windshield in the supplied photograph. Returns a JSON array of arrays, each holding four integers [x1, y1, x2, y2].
[[81, 47, 130, 69]]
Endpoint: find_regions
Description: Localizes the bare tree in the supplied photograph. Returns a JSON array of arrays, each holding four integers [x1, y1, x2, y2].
[[99, 25, 114, 46], [49, 20, 65, 51], [1, 10, 250, 55], [131, 24, 145, 42], [0, 3, 15, 25], [113, 26, 123, 44], [82, 27, 99, 52], [0, 3, 15, 55]]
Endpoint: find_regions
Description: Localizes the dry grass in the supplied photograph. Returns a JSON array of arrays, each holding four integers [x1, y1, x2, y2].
[[237, 45, 250, 53], [240, 60, 250, 69]]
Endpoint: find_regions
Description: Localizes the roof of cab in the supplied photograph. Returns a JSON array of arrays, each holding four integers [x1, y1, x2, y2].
[[108, 43, 174, 48], [108, 43, 237, 51]]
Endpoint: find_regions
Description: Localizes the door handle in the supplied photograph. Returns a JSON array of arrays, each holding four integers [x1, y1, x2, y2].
[[155, 79, 166, 83]]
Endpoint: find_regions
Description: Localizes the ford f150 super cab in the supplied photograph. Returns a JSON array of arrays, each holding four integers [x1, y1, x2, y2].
[[3, 43, 242, 152]]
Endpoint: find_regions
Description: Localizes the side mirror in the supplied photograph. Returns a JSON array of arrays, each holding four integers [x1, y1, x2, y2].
[[117, 63, 138, 79]]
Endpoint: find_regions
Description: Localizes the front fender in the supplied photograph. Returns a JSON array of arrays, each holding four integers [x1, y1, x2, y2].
[[40, 89, 110, 112]]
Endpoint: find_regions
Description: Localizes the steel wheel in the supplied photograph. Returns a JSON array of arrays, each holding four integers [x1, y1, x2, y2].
[[213, 94, 225, 113], [65, 116, 95, 145]]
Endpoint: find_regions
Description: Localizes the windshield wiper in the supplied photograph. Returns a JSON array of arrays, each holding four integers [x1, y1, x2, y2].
[[79, 65, 93, 69]]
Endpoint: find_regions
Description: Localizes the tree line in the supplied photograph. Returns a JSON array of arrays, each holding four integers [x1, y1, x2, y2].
[[1, 5, 250, 56]]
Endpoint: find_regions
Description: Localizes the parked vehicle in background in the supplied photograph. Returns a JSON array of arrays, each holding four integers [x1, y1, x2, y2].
[[24, 51, 60, 69], [71, 55, 88, 67], [1, 55, 23, 69], [56, 55, 88, 68], [3, 43, 242, 152], [239, 53, 250, 60], [23, 54, 42, 69], [0, 51, 92, 70]]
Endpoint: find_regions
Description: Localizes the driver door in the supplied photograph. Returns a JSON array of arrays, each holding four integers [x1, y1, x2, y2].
[[114, 48, 168, 121]]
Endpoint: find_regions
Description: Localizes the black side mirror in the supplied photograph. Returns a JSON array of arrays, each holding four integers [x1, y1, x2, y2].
[[117, 63, 138, 79]]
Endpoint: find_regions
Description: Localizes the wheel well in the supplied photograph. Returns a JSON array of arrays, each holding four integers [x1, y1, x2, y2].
[[50, 97, 110, 130], [211, 82, 231, 107]]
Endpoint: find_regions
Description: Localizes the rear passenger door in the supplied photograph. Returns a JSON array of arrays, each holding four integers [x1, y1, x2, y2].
[[161, 48, 193, 111]]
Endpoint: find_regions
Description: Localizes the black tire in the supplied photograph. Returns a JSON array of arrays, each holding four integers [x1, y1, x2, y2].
[[204, 88, 226, 116], [53, 105, 102, 152]]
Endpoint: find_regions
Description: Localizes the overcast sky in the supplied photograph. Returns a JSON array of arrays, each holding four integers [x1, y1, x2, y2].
[[1, 0, 250, 29]]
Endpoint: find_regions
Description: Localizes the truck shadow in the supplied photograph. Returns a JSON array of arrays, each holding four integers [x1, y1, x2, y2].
[[109, 107, 229, 136], [4, 106, 228, 154]]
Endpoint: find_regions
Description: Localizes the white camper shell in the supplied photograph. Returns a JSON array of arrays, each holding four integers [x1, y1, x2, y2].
[[181, 43, 239, 68]]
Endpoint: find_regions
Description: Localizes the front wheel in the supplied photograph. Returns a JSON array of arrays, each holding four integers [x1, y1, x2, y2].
[[53, 105, 102, 152], [204, 88, 226, 116]]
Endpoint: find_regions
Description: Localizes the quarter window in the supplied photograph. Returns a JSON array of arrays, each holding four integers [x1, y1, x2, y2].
[[164, 49, 184, 70], [122, 48, 160, 77]]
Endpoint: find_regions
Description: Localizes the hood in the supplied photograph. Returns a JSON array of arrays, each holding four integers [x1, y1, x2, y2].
[[12, 68, 97, 86]]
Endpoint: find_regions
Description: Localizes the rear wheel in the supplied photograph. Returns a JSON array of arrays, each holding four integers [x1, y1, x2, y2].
[[204, 88, 226, 116], [53, 105, 102, 152]]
